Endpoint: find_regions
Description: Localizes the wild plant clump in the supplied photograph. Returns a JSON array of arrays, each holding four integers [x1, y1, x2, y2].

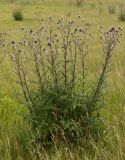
[[8, 17, 122, 148], [108, 5, 116, 14], [119, 12, 125, 21], [75, 0, 84, 7], [13, 9, 24, 21], [119, 2, 125, 21]]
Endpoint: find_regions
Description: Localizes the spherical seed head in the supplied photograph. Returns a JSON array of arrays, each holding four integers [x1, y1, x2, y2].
[[79, 28, 82, 32], [34, 39, 38, 44], [74, 28, 78, 32], [54, 34, 57, 37], [43, 48, 46, 52], [47, 42, 51, 46], [11, 40, 15, 45], [11, 55, 13, 60], [100, 36, 103, 39], [41, 26, 44, 30], [29, 29, 33, 34], [49, 16, 52, 20], [118, 26, 122, 31], [18, 49, 21, 53], [21, 27, 25, 30], [109, 27, 115, 32]]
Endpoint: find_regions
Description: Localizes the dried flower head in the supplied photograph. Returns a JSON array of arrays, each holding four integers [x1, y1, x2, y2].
[[100, 26, 122, 53], [11, 40, 15, 45]]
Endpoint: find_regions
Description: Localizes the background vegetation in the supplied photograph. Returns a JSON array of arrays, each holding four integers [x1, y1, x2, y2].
[[0, 0, 125, 159]]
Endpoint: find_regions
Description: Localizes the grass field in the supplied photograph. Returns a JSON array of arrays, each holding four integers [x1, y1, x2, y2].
[[0, 0, 125, 159]]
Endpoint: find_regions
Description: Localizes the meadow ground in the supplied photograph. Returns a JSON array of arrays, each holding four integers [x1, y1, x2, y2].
[[0, 0, 125, 159]]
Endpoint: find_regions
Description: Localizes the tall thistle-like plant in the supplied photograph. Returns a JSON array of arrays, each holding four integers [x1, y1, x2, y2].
[[8, 17, 121, 147], [89, 26, 122, 112]]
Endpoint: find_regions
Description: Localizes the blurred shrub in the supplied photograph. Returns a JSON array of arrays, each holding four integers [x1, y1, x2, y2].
[[75, 0, 83, 7], [119, 11, 125, 21], [13, 9, 23, 21], [119, 1, 125, 21], [90, 3, 96, 9], [108, 5, 116, 14], [20, 0, 30, 5]]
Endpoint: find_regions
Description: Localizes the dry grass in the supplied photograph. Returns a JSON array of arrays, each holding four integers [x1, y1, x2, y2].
[[0, 0, 125, 159]]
